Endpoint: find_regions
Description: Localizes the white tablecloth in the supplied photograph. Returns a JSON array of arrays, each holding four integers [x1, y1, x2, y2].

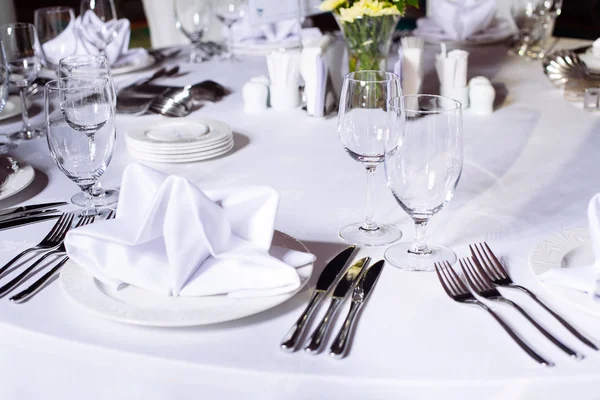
[[1, 38, 600, 399]]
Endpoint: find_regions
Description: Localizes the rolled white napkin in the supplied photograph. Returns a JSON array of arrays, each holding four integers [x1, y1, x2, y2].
[[428, 0, 496, 41], [65, 164, 316, 298], [539, 194, 600, 295]]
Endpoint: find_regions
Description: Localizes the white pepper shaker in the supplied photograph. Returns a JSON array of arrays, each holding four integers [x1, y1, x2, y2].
[[468, 76, 495, 115], [243, 81, 269, 113]]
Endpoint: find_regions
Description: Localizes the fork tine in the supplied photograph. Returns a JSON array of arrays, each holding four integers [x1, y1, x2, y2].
[[434, 262, 454, 298], [483, 242, 510, 279], [438, 262, 458, 295], [444, 261, 468, 294], [468, 255, 497, 288], [465, 257, 492, 291], [42, 213, 69, 241], [50, 213, 74, 242], [471, 243, 501, 281], [106, 209, 115, 219], [46, 213, 73, 242], [476, 243, 502, 280], [460, 258, 482, 292]]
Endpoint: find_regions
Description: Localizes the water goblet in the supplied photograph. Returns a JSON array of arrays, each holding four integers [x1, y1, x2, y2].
[[0, 23, 44, 140], [213, 0, 247, 60], [384, 94, 463, 271], [45, 77, 116, 217], [174, 0, 212, 63], [34, 6, 77, 69], [58, 54, 118, 207], [337, 70, 402, 247]]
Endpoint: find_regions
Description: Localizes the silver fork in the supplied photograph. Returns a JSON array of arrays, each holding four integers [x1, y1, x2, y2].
[[10, 210, 115, 303], [0, 214, 96, 297], [0, 213, 74, 279], [471, 242, 598, 351], [150, 96, 189, 117], [434, 260, 554, 366], [461, 257, 584, 360]]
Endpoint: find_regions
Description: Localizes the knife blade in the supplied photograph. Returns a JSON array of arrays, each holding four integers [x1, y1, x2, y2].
[[280, 245, 356, 352], [329, 260, 385, 359], [0, 202, 67, 218], [0, 214, 61, 231], [304, 257, 369, 354], [0, 208, 60, 223]]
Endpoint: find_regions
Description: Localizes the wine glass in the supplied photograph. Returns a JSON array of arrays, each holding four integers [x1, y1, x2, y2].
[[0, 40, 14, 154], [45, 77, 116, 217], [58, 54, 118, 207], [34, 6, 77, 68], [384, 95, 463, 271], [0, 23, 44, 140], [80, 0, 118, 55], [337, 70, 402, 247], [174, 0, 212, 63], [212, 0, 247, 60], [511, 0, 562, 58]]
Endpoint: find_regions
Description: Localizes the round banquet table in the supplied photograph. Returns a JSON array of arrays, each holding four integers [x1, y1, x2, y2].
[[0, 38, 600, 399]]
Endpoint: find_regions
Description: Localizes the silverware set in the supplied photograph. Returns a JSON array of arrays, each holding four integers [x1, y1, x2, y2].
[[0, 210, 115, 303], [281, 246, 385, 358], [435, 242, 598, 367]]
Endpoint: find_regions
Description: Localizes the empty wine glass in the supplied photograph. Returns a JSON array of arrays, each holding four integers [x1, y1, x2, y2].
[[0, 40, 14, 154], [34, 6, 77, 68], [384, 95, 463, 271], [174, 0, 212, 63], [213, 0, 247, 60], [511, 0, 562, 58], [58, 54, 118, 207], [0, 23, 44, 140], [337, 70, 402, 247], [45, 77, 116, 217], [80, 0, 118, 55]]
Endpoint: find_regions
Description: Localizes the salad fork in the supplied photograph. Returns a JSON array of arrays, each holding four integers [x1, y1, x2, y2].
[[461, 257, 584, 360], [470, 242, 598, 351], [434, 260, 553, 366], [0, 213, 74, 279]]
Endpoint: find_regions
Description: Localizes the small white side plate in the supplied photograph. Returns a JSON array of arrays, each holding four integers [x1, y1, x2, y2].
[[0, 96, 22, 122], [529, 227, 600, 318], [111, 53, 156, 76], [60, 231, 313, 327], [0, 157, 35, 201], [126, 119, 232, 149]]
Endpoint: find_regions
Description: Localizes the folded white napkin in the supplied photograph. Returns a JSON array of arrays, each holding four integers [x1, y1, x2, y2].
[[301, 46, 328, 117], [41, 10, 144, 66], [230, 18, 300, 44], [65, 164, 316, 298], [428, 0, 496, 41], [539, 194, 600, 295]]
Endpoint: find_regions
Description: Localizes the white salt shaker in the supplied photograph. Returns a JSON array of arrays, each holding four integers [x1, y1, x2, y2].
[[468, 76, 495, 115], [243, 81, 269, 113]]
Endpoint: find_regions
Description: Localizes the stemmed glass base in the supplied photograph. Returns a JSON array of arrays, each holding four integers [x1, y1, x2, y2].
[[384, 242, 456, 272], [10, 128, 44, 141], [71, 188, 119, 207], [339, 223, 401, 247]]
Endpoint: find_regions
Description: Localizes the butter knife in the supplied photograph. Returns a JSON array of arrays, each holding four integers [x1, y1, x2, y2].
[[0, 208, 60, 223], [305, 257, 370, 354], [0, 202, 67, 217], [329, 260, 385, 359], [280, 245, 356, 352]]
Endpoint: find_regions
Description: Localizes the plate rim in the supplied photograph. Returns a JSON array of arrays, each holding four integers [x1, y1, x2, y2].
[[0, 161, 35, 202], [128, 141, 234, 163], [111, 53, 156, 76], [59, 230, 314, 327], [126, 119, 232, 148], [0, 96, 22, 122]]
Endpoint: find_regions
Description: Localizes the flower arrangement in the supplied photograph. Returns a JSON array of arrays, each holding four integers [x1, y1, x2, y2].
[[320, 0, 418, 71]]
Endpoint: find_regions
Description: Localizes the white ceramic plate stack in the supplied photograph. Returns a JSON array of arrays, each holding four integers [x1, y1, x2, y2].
[[125, 119, 234, 164]]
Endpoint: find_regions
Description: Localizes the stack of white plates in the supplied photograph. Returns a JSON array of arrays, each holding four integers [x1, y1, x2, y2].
[[125, 119, 234, 163]]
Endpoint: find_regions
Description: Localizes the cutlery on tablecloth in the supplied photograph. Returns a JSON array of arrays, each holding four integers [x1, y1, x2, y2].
[[330, 259, 384, 359], [10, 210, 116, 303], [0, 215, 62, 232], [461, 257, 584, 360], [470, 242, 599, 351], [0, 213, 74, 279], [0, 202, 68, 218], [435, 260, 554, 366], [305, 257, 369, 354], [0, 208, 60, 224], [280, 245, 356, 352]]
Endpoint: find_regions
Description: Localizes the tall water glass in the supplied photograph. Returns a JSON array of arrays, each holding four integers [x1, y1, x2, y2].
[[34, 6, 77, 68], [213, 0, 247, 60], [384, 95, 463, 271], [80, 0, 118, 54], [58, 54, 118, 207], [337, 71, 402, 247], [0, 23, 43, 140], [174, 0, 212, 63], [45, 77, 116, 217]]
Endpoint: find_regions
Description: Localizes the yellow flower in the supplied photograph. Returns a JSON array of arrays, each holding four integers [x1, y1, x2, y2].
[[337, 0, 401, 23], [319, 0, 346, 11]]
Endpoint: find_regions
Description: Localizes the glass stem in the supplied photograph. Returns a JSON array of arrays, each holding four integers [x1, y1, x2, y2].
[[91, 181, 104, 197], [226, 24, 234, 57], [82, 184, 98, 216], [19, 87, 31, 134], [360, 166, 379, 232], [409, 219, 431, 255]]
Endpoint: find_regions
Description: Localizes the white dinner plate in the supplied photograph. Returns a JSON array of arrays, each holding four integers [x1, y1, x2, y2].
[[0, 157, 35, 201], [126, 119, 232, 149], [529, 227, 600, 318], [111, 52, 156, 76], [60, 231, 314, 327], [0, 96, 22, 122], [128, 141, 234, 163], [127, 137, 234, 157]]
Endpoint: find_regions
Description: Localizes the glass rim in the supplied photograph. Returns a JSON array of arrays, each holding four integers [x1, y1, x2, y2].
[[1, 22, 36, 31], [59, 54, 109, 64], [34, 6, 75, 14], [344, 70, 400, 84], [389, 94, 462, 114], [45, 76, 111, 91]]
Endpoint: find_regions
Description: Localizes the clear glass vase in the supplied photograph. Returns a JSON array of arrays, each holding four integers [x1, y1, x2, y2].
[[335, 14, 400, 72]]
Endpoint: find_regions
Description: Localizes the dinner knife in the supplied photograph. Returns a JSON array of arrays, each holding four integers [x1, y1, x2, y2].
[[329, 260, 385, 359], [304, 257, 370, 354], [0, 202, 67, 217], [0, 214, 60, 231], [280, 245, 356, 352], [0, 208, 60, 223]]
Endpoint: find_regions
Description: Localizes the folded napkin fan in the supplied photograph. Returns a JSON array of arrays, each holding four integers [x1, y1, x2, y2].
[[418, 0, 496, 41], [230, 18, 300, 44], [65, 164, 316, 298], [539, 194, 600, 295]]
